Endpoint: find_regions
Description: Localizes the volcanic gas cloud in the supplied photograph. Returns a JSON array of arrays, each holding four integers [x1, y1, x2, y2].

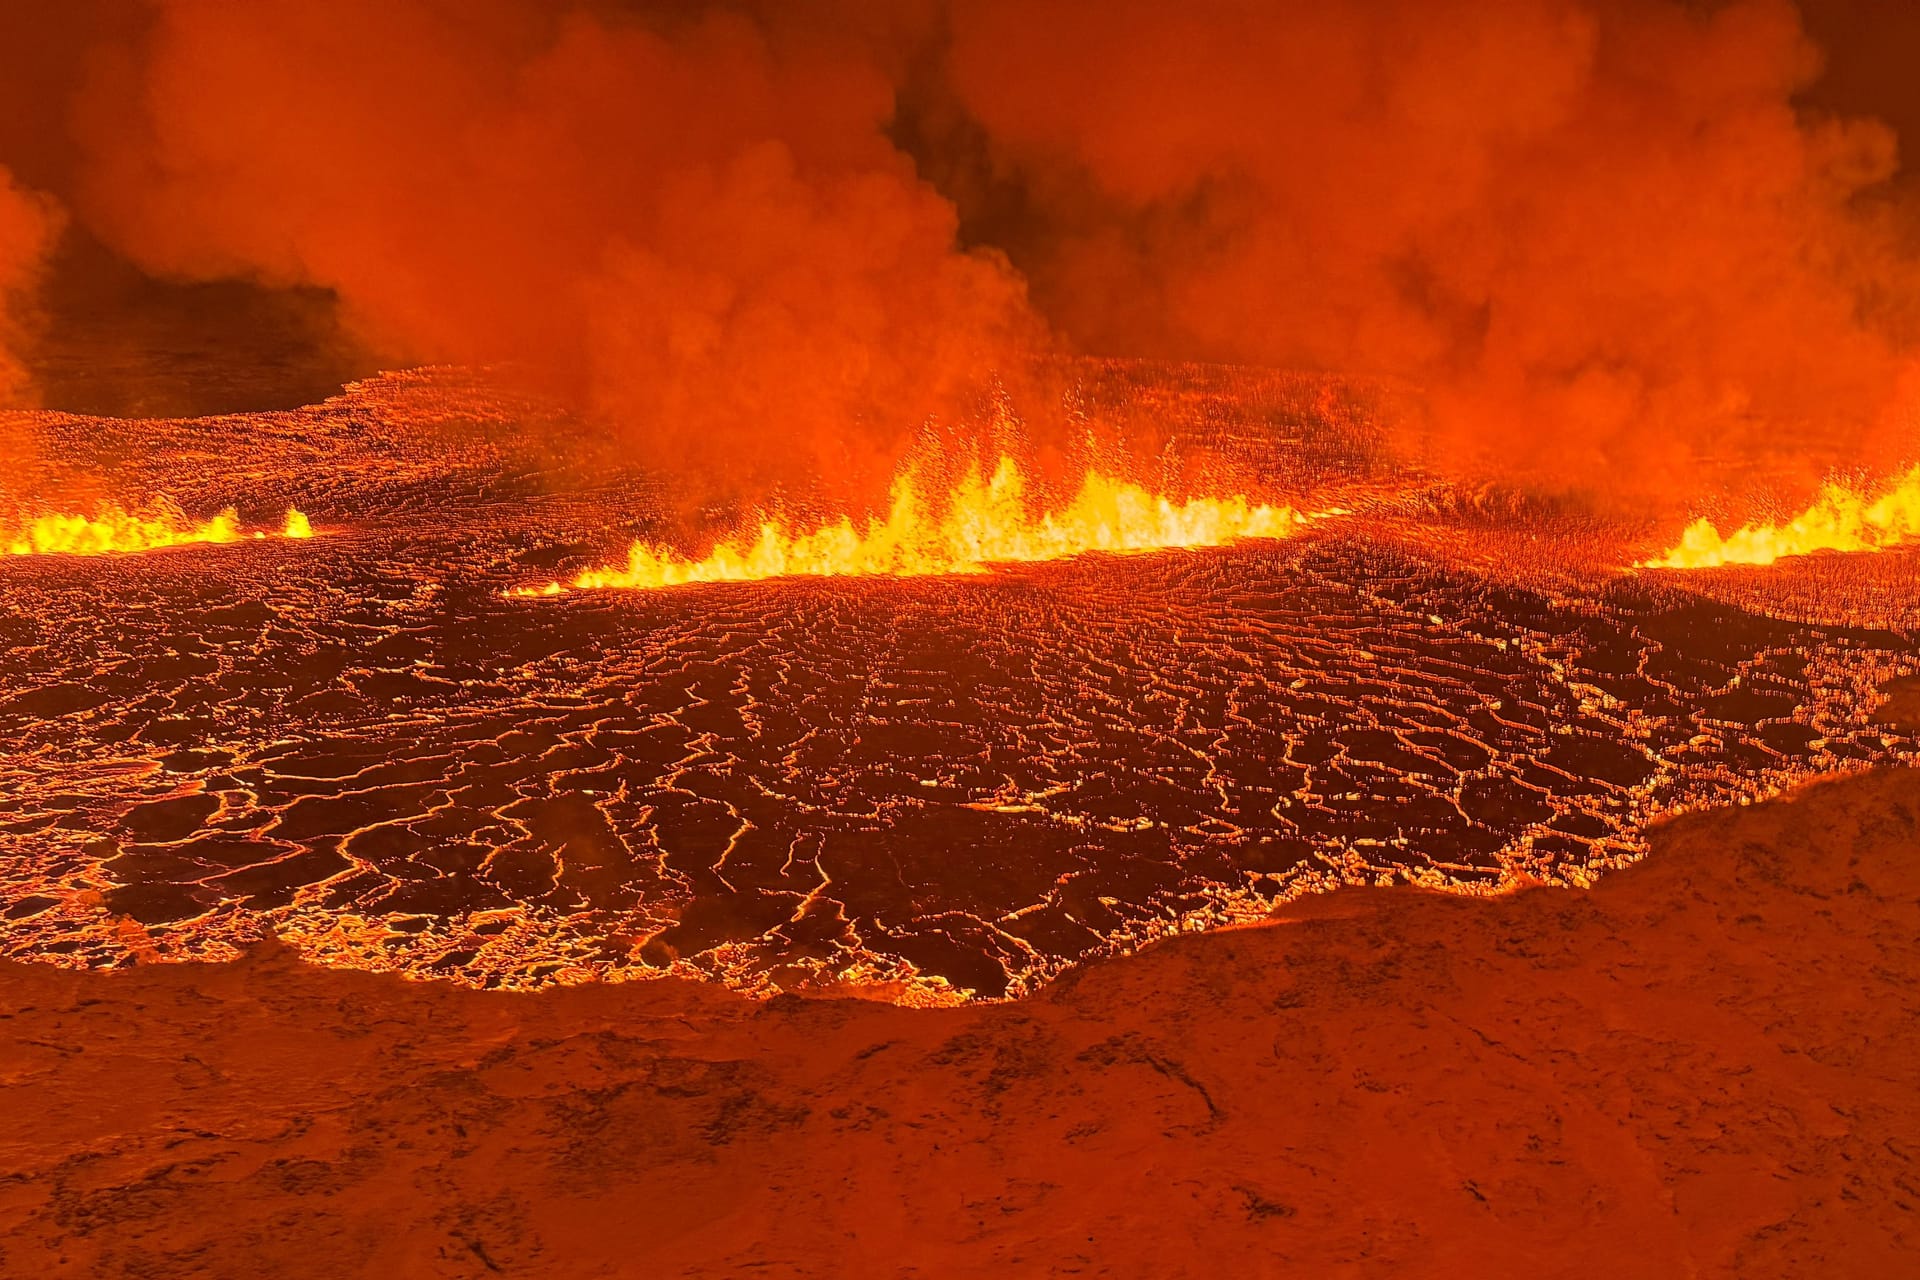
[[0, 165, 59, 411], [1, 0, 1918, 528]]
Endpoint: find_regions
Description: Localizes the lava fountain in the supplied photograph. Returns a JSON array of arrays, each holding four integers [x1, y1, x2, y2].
[[2, 505, 314, 557], [1640, 466, 1920, 569], [511, 456, 1310, 596]]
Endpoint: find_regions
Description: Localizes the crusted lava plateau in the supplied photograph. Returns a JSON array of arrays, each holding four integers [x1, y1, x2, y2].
[[1, 366, 1915, 1002]]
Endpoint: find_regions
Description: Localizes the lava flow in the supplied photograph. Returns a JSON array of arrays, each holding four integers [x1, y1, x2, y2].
[[511, 456, 1306, 596], [2, 505, 313, 557], [1641, 466, 1920, 569], [2, 371, 1917, 1005]]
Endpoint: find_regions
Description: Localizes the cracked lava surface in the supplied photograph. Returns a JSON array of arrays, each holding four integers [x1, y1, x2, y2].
[[2, 367, 1915, 1001]]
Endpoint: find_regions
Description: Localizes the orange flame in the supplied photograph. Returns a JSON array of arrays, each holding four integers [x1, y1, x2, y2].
[[512, 457, 1308, 596], [1640, 466, 1920, 569], [2, 506, 314, 557]]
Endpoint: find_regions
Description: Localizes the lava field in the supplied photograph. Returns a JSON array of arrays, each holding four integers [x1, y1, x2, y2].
[[2, 368, 1914, 1001]]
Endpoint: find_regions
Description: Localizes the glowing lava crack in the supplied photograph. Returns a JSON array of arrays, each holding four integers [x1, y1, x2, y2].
[[511, 457, 1308, 595]]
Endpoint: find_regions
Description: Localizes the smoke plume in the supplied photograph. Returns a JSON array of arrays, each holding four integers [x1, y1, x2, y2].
[[0, 167, 60, 408], [938, 0, 1920, 500], [66, 0, 1034, 500], [5, 0, 1920, 507]]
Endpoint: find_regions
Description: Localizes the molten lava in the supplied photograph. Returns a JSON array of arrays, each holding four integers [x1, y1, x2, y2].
[[512, 457, 1307, 595], [2, 505, 314, 557], [1641, 466, 1920, 569]]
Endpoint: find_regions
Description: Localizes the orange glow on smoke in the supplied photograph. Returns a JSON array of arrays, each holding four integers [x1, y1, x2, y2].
[[1641, 466, 1920, 569], [511, 457, 1307, 595], [3, 505, 313, 557]]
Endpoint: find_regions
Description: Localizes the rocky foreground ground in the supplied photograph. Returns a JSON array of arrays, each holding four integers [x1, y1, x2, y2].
[[4, 758, 1918, 1278]]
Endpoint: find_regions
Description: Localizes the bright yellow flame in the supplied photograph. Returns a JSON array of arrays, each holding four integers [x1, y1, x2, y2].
[[2, 505, 315, 557], [512, 457, 1305, 596], [1640, 466, 1920, 569]]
